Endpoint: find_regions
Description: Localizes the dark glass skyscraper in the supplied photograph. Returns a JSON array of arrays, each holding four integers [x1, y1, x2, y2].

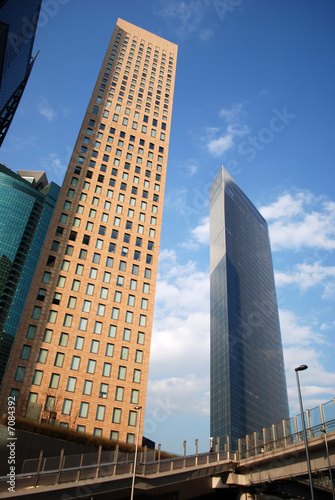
[[210, 166, 289, 450], [0, 0, 42, 146], [0, 164, 60, 385]]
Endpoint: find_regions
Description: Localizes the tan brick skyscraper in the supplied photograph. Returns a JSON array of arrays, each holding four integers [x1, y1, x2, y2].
[[0, 19, 177, 444]]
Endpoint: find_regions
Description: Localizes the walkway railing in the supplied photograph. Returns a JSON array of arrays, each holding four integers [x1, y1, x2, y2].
[[237, 398, 335, 459], [0, 450, 229, 493], [0, 398, 333, 493]]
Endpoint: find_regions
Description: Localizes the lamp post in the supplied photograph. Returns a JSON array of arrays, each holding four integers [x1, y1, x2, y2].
[[321, 425, 335, 500], [295, 365, 314, 500], [130, 405, 142, 500]]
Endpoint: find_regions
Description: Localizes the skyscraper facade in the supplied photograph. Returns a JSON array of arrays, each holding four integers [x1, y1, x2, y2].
[[0, 19, 177, 445], [0, 0, 42, 146], [0, 164, 60, 386], [210, 166, 289, 450]]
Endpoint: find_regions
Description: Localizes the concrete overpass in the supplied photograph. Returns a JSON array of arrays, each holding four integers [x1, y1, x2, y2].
[[0, 401, 334, 499]]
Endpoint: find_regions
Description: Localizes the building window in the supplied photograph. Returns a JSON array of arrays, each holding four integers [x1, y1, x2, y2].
[[139, 315, 147, 327], [96, 405, 106, 421], [112, 408, 121, 424], [90, 340, 99, 354], [118, 366, 126, 380], [38, 349, 48, 364], [128, 410, 137, 426], [62, 399, 73, 415], [115, 386, 124, 401], [20, 345, 31, 360], [66, 377, 76, 392], [106, 343, 114, 357], [125, 311, 133, 324], [102, 363, 111, 377], [71, 356, 81, 371], [31, 306, 42, 320], [49, 373, 59, 389], [87, 359, 96, 374], [79, 402, 89, 418], [137, 331, 145, 345], [83, 380, 93, 396], [14, 366, 25, 382], [127, 434, 135, 445], [99, 383, 108, 399], [120, 346, 129, 361], [75, 337, 84, 350], [48, 310, 58, 324], [94, 321, 102, 335], [63, 314, 73, 327], [43, 329, 52, 343], [26, 325, 36, 339], [54, 352, 65, 367], [133, 369, 141, 383], [131, 389, 139, 404]]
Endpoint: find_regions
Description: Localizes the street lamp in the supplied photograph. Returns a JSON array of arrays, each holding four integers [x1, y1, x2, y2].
[[321, 425, 335, 500], [295, 365, 314, 500], [130, 405, 142, 500]]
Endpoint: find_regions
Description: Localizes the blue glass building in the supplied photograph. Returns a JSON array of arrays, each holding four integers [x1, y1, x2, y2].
[[210, 167, 289, 450], [0, 163, 60, 385], [0, 0, 42, 146]]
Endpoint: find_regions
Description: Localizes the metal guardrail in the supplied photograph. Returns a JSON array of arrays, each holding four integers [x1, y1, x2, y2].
[[1, 398, 334, 494], [0, 451, 229, 493], [238, 420, 335, 459]]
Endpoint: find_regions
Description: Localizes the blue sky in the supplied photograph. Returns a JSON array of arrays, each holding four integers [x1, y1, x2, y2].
[[1, 0, 335, 454]]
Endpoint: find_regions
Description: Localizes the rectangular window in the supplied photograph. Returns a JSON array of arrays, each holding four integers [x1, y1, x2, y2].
[[128, 410, 137, 426], [83, 380, 93, 396], [109, 325, 117, 338], [43, 330, 52, 343], [90, 340, 99, 354], [49, 373, 59, 389], [37, 348, 48, 364], [94, 321, 102, 335], [115, 386, 124, 401], [120, 346, 129, 360], [96, 405, 106, 421], [54, 352, 64, 367], [66, 377, 76, 392], [111, 308, 119, 320], [20, 345, 31, 360], [32, 370, 43, 386], [75, 336, 84, 350], [118, 366, 126, 380], [14, 366, 25, 382], [87, 359, 96, 374], [62, 399, 73, 415], [79, 402, 89, 418], [71, 356, 80, 370], [125, 311, 133, 324], [102, 363, 111, 377], [99, 383, 108, 398], [105, 343, 114, 357], [137, 332, 145, 345], [112, 408, 121, 424], [133, 369, 141, 383]]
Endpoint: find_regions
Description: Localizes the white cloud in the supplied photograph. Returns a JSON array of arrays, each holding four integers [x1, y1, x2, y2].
[[38, 98, 57, 121], [280, 309, 335, 414], [207, 133, 234, 156], [275, 261, 335, 298], [154, 0, 213, 41], [148, 250, 210, 419], [259, 191, 335, 251], [219, 102, 244, 122], [207, 103, 249, 157], [182, 216, 210, 249], [40, 152, 67, 182]]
